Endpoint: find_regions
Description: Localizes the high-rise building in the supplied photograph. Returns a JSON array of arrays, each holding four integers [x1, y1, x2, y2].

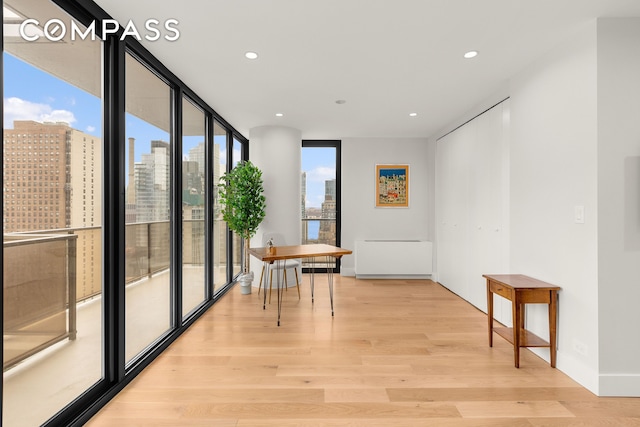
[[300, 171, 307, 243], [324, 178, 335, 202], [319, 178, 337, 244], [69, 128, 102, 229], [183, 160, 202, 194], [301, 171, 307, 218], [212, 142, 220, 199], [3, 120, 101, 232], [134, 140, 170, 222], [188, 142, 205, 176], [3, 120, 102, 298]]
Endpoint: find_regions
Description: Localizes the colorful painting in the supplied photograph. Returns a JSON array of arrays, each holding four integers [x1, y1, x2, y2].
[[375, 164, 409, 207]]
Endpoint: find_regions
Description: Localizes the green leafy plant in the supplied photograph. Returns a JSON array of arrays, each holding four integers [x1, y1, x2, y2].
[[217, 160, 266, 275]]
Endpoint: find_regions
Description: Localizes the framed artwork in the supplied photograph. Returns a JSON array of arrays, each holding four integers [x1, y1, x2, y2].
[[375, 164, 409, 208]]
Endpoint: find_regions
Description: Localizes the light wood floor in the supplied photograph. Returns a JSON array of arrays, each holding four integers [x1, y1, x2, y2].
[[87, 276, 640, 426]]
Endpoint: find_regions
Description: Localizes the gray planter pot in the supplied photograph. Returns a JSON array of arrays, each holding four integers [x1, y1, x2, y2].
[[238, 271, 254, 295]]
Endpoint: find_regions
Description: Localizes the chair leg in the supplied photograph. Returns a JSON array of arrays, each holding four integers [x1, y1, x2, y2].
[[258, 265, 265, 296], [294, 267, 300, 299]]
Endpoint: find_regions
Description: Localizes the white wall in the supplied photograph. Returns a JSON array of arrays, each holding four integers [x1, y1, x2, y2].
[[341, 137, 431, 276], [509, 22, 599, 392], [597, 18, 640, 396], [248, 126, 302, 276]]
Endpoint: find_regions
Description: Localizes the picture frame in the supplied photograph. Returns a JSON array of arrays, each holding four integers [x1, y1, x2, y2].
[[375, 164, 409, 208]]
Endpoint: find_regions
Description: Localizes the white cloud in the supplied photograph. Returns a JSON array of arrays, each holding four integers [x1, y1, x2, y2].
[[3, 97, 76, 128], [306, 166, 335, 183], [86, 125, 96, 133]]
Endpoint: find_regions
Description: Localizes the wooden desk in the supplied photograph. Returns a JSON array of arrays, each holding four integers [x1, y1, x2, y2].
[[249, 244, 352, 326], [483, 274, 560, 368]]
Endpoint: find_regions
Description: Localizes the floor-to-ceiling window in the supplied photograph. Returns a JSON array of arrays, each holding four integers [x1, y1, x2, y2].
[[212, 121, 227, 289], [2, 0, 103, 425], [301, 140, 341, 272], [124, 52, 173, 363], [181, 97, 206, 318], [231, 136, 243, 277], [1, 1, 248, 425]]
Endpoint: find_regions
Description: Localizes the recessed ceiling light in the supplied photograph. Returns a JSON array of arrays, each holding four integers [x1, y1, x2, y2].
[[409, 112, 418, 117], [464, 50, 478, 59], [245, 51, 258, 60], [275, 113, 284, 117], [335, 100, 346, 104]]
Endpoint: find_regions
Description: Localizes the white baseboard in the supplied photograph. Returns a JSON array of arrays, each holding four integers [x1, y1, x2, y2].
[[528, 348, 598, 395], [599, 374, 640, 397], [341, 267, 355, 277]]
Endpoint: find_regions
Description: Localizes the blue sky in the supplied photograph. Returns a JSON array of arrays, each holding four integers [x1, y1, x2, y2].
[[3, 52, 333, 206], [3, 52, 101, 135], [301, 147, 335, 208]]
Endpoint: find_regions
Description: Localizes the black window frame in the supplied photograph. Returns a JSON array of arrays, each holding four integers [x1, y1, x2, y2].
[[301, 139, 342, 274]]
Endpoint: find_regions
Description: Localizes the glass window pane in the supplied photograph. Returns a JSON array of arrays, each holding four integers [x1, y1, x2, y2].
[[124, 53, 172, 363], [213, 122, 226, 289], [182, 98, 205, 316], [301, 146, 337, 269], [232, 138, 242, 277], [2, 0, 103, 424]]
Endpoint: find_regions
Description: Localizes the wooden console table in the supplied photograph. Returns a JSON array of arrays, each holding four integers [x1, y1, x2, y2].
[[483, 274, 560, 368]]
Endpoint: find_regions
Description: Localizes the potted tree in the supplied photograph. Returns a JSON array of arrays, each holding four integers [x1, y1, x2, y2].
[[217, 160, 267, 294]]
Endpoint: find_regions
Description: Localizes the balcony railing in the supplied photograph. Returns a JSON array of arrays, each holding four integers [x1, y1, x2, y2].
[[3, 232, 77, 370], [2, 219, 212, 370], [301, 217, 337, 269]]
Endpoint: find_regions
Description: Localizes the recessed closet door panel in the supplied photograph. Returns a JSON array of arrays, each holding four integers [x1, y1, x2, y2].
[[437, 119, 472, 297], [468, 104, 505, 311], [436, 100, 509, 315]]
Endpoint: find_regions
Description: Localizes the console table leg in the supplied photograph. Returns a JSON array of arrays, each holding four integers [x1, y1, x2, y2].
[[549, 290, 558, 368], [512, 294, 521, 368], [487, 281, 493, 347]]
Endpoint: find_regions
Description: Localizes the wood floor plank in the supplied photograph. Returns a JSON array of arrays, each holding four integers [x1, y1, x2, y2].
[[324, 387, 390, 403], [181, 401, 461, 419], [387, 387, 596, 402], [234, 419, 535, 427], [529, 418, 640, 427], [456, 401, 575, 418], [86, 277, 640, 426]]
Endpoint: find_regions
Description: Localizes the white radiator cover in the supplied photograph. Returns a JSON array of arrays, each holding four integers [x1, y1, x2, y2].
[[354, 240, 433, 278]]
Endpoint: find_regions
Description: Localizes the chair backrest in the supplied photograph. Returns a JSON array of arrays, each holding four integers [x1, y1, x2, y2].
[[262, 232, 287, 246]]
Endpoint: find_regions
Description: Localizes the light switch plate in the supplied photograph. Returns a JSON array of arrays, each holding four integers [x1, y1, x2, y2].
[[574, 205, 585, 224]]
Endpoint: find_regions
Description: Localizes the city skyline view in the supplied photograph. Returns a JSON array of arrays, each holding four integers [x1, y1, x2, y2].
[[4, 51, 331, 210]]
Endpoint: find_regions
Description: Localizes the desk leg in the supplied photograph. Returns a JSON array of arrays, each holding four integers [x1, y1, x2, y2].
[[310, 256, 316, 303], [512, 293, 521, 368], [262, 262, 270, 310], [327, 256, 334, 316], [277, 260, 285, 326], [487, 280, 493, 347], [549, 290, 558, 368]]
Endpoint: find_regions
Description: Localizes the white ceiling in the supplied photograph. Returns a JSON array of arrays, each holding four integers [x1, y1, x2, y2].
[[93, 0, 640, 140]]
